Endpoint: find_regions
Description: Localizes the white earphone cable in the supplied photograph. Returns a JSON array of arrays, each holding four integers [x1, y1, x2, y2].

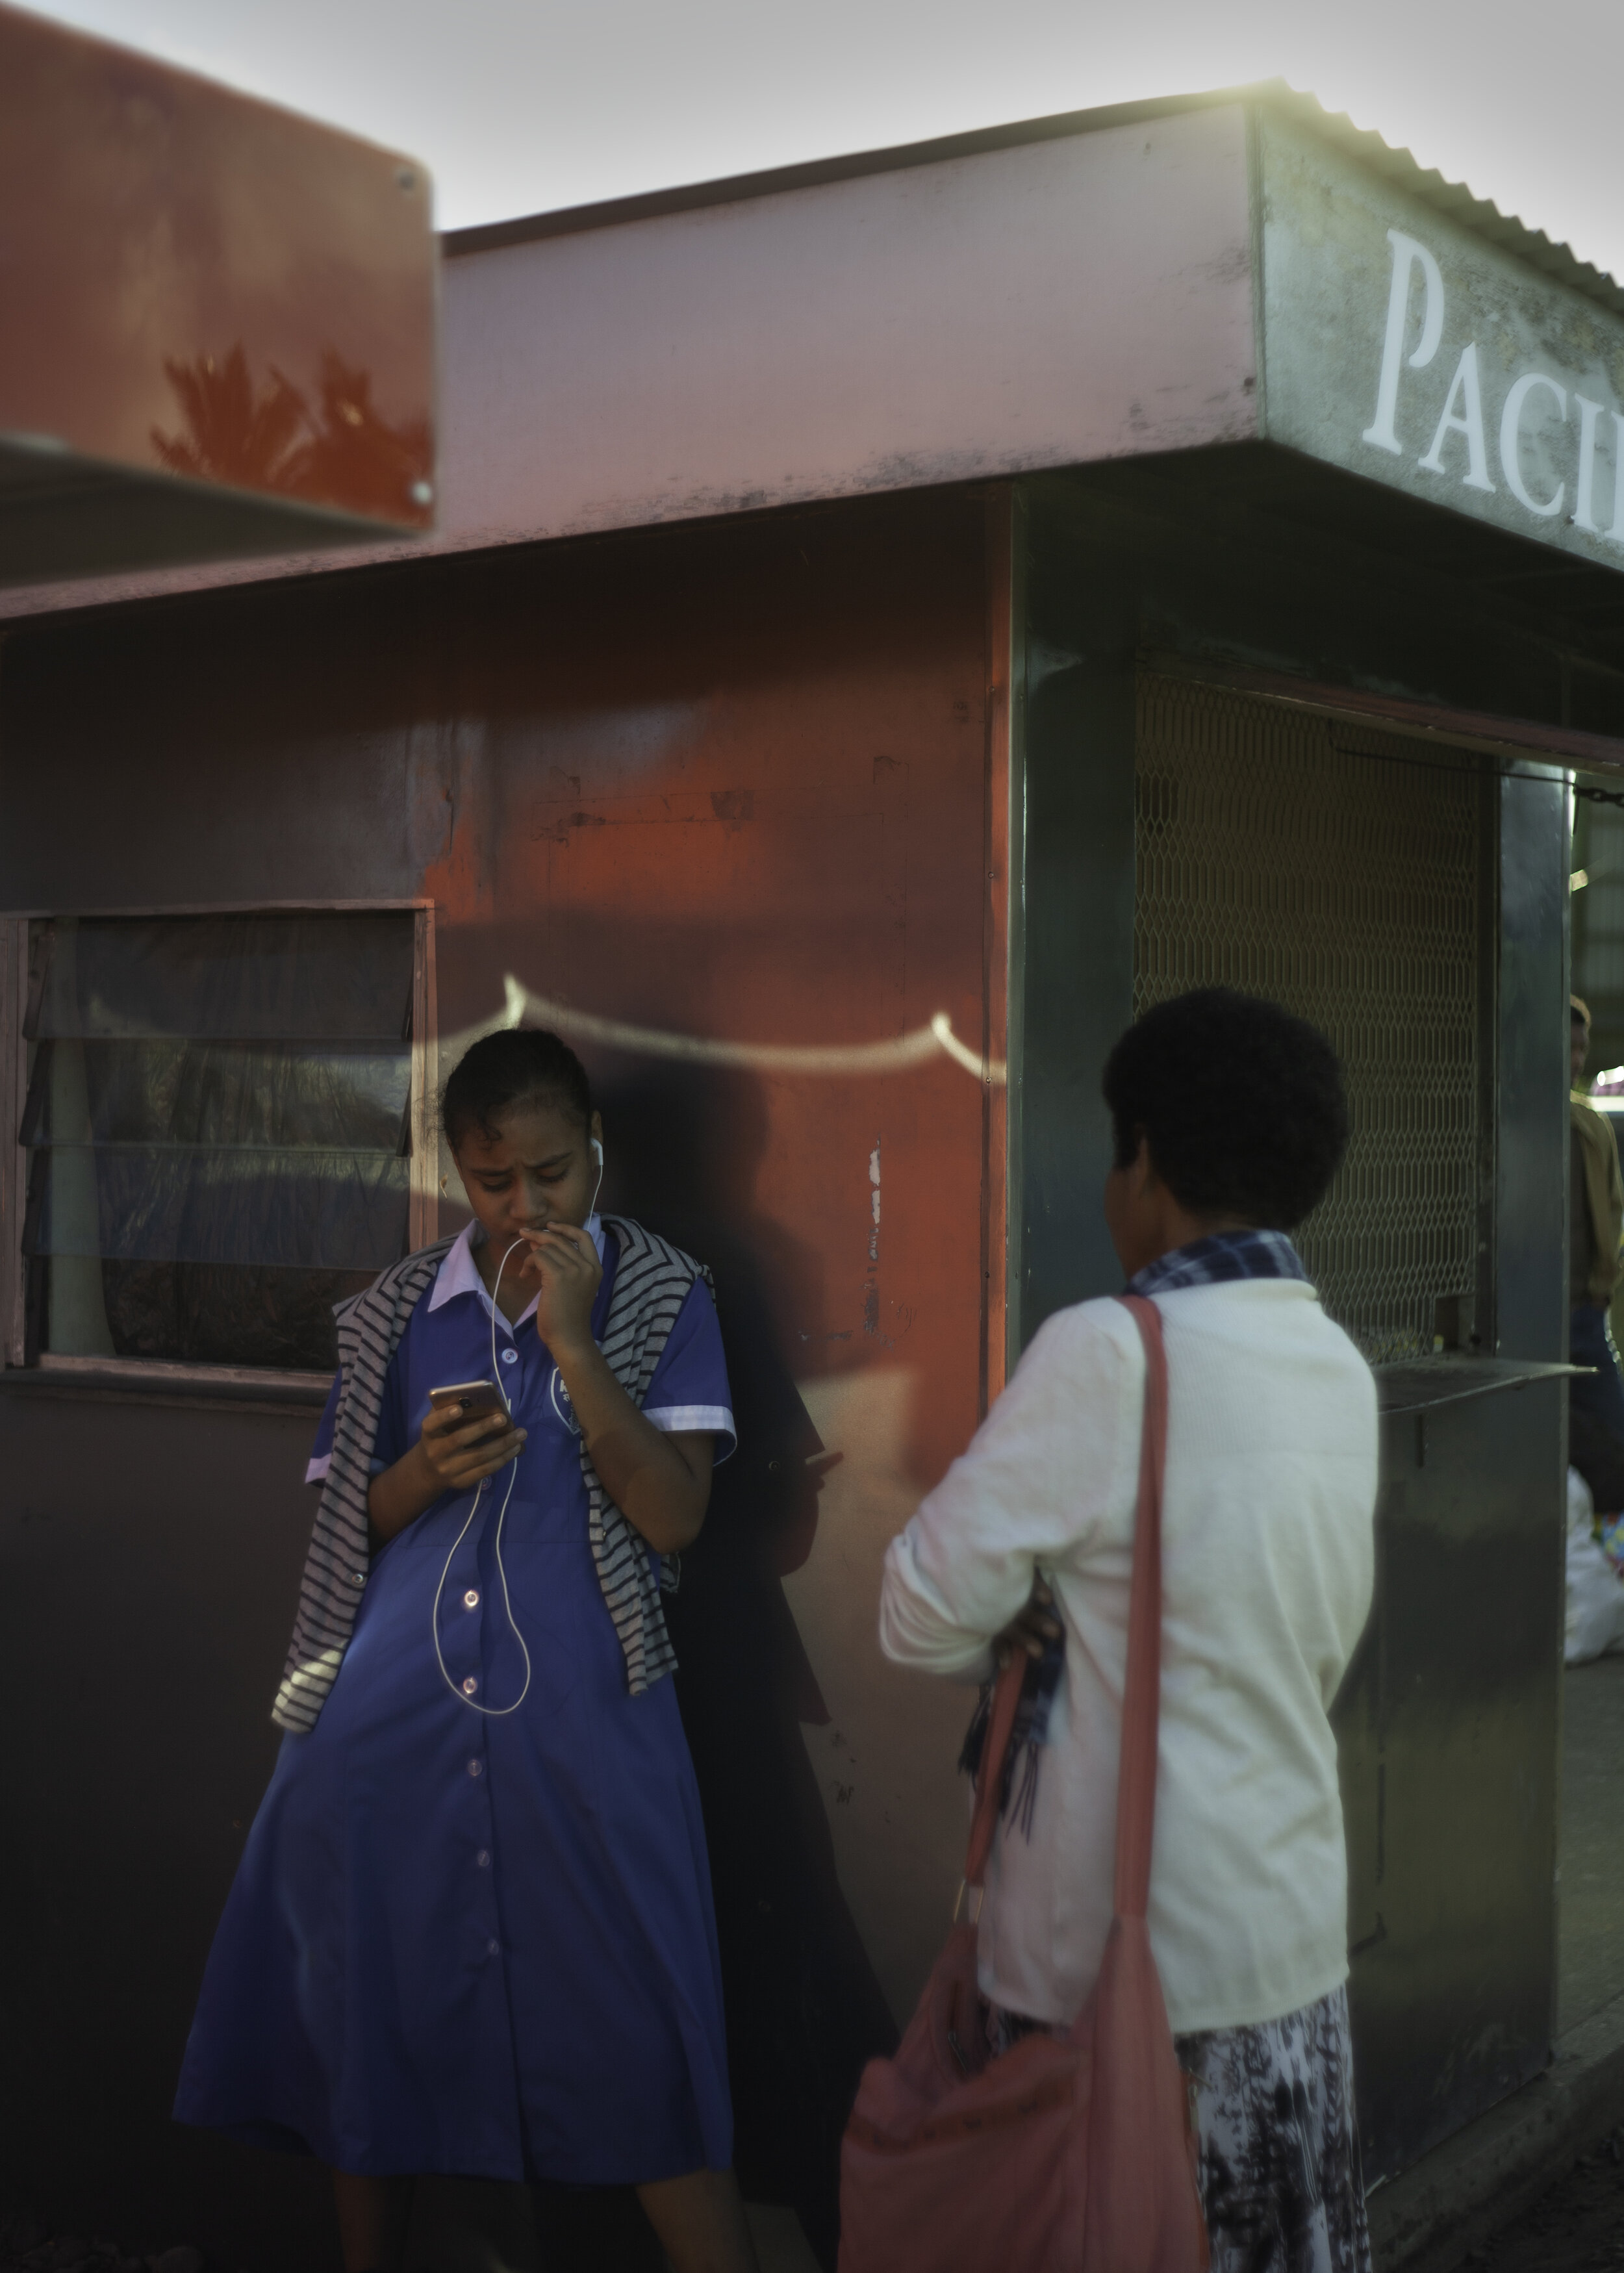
[[431, 1148, 603, 1721], [431, 1234, 533, 1717]]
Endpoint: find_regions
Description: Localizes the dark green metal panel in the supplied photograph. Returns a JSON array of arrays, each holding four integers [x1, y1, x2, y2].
[[1497, 772, 1572, 1365], [1008, 486, 1137, 1356], [1338, 1379, 1564, 2180], [1342, 774, 1568, 2176]]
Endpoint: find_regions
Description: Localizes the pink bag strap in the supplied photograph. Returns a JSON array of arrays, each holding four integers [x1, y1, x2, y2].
[[961, 1293, 1168, 1906], [1111, 1293, 1168, 1921]]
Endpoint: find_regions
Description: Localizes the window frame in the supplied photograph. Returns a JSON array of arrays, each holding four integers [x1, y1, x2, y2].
[[0, 898, 437, 1403]]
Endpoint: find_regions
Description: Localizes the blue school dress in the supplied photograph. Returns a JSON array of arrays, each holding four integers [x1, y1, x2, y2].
[[175, 1217, 737, 2183]]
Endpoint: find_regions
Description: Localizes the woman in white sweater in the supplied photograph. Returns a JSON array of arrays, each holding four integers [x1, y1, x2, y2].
[[880, 989, 1378, 2273]]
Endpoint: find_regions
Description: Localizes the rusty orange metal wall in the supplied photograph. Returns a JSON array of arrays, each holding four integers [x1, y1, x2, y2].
[[416, 496, 1011, 2003], [0, 486, 1008, 2248], [422, 503, 999, 1466]]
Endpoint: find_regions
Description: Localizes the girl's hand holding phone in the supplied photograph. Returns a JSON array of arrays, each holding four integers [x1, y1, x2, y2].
[[419, 1399, 527, 1490], [368, 1401, 527, 1545]]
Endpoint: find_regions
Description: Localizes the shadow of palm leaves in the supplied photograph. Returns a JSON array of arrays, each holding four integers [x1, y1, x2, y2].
[[152, 344, 431, 522]]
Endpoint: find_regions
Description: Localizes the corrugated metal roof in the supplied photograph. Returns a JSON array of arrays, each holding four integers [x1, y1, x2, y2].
[[1272, 83, 1624, 318], [444, 77, 1624, 320]]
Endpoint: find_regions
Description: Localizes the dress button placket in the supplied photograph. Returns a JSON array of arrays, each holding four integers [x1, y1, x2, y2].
[[460, 1320, 509, 1973], [441, 1497, 485, 1692], [464, 1745, 499, 1965]]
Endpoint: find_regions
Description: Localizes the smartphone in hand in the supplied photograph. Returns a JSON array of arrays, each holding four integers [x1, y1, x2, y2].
[[429, 1380, 507, 1419]]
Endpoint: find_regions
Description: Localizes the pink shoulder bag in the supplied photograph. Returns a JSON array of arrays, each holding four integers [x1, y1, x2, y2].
[[838, 1294, 1209, 2272]]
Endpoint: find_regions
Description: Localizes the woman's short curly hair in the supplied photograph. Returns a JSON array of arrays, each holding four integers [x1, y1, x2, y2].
[[1102, 988, 1349, 1230]]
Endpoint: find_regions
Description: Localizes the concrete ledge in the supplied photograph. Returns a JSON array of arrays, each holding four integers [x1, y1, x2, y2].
[[1370, 1992, 1624, 2272]]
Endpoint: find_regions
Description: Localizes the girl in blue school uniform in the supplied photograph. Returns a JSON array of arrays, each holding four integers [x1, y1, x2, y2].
[[176, 1028, 761, 2273]]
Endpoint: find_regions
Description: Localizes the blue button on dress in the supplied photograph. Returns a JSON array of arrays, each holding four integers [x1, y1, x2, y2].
[[175, 1226, 737, 2183]]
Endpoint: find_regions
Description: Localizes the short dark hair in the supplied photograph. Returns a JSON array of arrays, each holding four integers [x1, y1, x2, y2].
[[441, 1027, 594, 1152], [1102, 989, 1349, 1230]]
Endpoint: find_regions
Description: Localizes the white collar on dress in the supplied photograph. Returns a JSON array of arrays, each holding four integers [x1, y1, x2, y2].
[[426, 1214, 607, 1330]]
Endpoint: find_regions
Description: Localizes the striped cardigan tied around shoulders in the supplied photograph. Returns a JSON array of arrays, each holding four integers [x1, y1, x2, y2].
[[272, 1214, 710, 1734]]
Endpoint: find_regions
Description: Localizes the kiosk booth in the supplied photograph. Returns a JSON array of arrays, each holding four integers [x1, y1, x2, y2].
[[1, 79, 1619, 2265]]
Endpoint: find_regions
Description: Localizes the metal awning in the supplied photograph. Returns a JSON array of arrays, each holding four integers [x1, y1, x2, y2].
[[3, 76, 1621, 617], [0, 3, 437, 585], [1146, 652, 1624, 779]]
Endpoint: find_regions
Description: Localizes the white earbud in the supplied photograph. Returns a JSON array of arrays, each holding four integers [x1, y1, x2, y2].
[[590, 1137, 603, 1162]]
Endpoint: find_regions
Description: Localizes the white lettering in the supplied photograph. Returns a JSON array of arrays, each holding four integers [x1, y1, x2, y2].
[[1571, 401, 1624, 542], [1575, 395, 1606, 533], [1418, 344, 1495, 492], [1609, 411, 1624, 547], [1499, 372, 1567, 517], [1362, 229, 1445, 455]]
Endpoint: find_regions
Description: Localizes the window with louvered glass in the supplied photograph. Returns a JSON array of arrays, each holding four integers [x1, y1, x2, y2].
[[19, 910, 417, 1371]]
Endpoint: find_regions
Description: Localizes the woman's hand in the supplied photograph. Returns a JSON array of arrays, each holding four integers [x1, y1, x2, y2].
[[993, 1579, 1062, 1670], [504, 1221, 712, 1556], [514, 1223, 603, 1358], [368, 1402, 527, 1545], [420, 1401, 527, 1491]]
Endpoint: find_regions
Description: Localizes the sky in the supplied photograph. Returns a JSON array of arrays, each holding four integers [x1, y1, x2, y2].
[[20, 0, 1624, 281]]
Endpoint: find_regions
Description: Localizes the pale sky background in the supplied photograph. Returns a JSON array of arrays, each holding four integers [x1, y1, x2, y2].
[[20, 0, 1624, 282]]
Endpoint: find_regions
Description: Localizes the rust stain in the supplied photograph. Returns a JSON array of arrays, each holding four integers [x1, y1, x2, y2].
[[709, 787, 754, 832]]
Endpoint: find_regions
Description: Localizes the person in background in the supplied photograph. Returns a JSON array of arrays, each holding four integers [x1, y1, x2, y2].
[[1569, 995, 1624, 1453], [878, 988, 1378, 2273]]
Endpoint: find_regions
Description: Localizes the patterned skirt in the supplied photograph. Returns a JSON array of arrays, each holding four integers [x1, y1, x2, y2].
[[988, 1984, 1371, 2273]]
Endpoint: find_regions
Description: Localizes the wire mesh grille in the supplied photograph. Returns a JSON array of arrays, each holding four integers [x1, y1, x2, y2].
[[1135, 673, 1482, 1362]]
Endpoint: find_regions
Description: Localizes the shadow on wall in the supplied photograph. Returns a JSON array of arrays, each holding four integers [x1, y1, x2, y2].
[[598, 1061, 899, 2270], [151, 343, 433, 526]]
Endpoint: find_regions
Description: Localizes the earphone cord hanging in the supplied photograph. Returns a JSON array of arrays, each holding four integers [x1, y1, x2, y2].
[[431, 1234, 535, 1718], [431, 1158, 604, 1720]]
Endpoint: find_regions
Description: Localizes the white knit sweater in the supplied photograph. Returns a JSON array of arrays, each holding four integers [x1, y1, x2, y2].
[[880, 1280, 1378, 2036]]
